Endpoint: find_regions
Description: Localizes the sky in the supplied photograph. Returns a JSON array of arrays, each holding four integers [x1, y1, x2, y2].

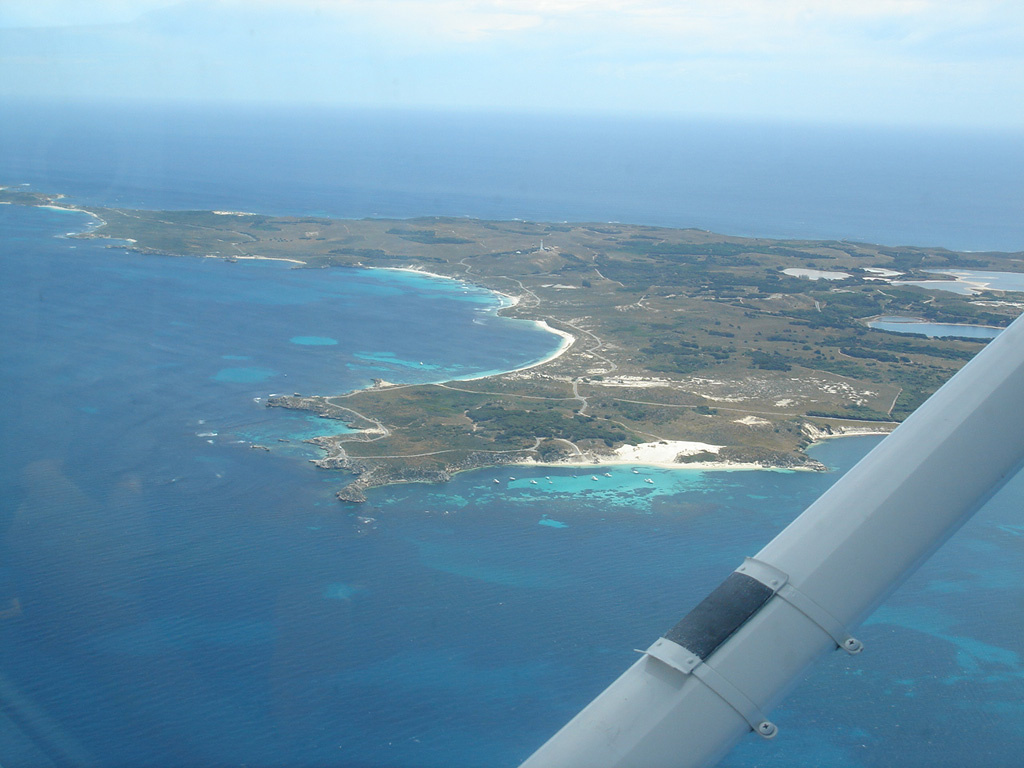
[[1, 0, 1023, 127]]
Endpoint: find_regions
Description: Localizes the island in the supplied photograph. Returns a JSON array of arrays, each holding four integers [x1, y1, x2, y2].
[[6, 185, 1023, 501]]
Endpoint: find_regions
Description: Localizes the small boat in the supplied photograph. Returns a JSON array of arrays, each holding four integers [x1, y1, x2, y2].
[[494, 479, 500, 484], [530, 480, 538, 485], [632, 469, 640, 474], [645, 478, 654, 484], [604, 472, 612, 477], [591, 475, 599, 481]]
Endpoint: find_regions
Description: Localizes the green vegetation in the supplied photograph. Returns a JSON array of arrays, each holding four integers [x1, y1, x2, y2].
[[7, 185, 1023, 498], [386, 227, 473, 245], [469, 405, 632, 446]]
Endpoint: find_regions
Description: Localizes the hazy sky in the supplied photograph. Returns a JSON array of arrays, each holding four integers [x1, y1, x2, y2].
[[2, 0, 1022, 127]]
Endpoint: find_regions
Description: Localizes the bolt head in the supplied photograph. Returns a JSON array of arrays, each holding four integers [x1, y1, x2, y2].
[[757, 721, 778, 739]]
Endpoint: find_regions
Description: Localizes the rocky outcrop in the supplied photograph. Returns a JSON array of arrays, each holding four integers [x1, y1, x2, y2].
[[717, 445, 827, 471]]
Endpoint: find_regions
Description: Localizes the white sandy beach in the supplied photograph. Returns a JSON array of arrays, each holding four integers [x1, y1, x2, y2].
[[39, 203, 105, 225], [232, 254, 307, 265], [198, 253, 307, 265], [39, 204, 82, 213], [519, 439, 771, 472], [375, 266, 522, 308], [612, 439, 721, 464]]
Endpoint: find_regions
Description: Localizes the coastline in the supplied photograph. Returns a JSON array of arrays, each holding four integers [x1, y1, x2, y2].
[[523, 459, 782, 472], [39, 202, 107, 231], [324, 428, 882, 504], [39, 201, 842, 489], [507, 436, 830, 473], [802, 423, 894, 442], [307, 416, 840, 503], [370, 266, 576, 381], [11, 189, 996, 505], [208, 253, 309, 265], [373, 265, 522, 308], [456, 320, 576, 383]]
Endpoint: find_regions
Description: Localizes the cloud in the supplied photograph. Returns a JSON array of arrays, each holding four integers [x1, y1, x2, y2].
[[1, 0, 1021, 126], [0, 0, 180, 28], [234, 0, 1018, 51]]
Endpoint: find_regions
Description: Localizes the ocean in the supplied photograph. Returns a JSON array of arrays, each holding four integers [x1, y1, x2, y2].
[[3, 102, 1024, 253], [1, 105, 1023, 767]]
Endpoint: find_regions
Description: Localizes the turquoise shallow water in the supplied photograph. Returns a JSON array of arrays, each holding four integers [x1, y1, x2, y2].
[[290, 335, 339, 346]]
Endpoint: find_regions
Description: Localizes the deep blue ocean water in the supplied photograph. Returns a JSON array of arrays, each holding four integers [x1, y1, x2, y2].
[[2, 103, 1023, 253], [1, 107, 1023, 767]]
